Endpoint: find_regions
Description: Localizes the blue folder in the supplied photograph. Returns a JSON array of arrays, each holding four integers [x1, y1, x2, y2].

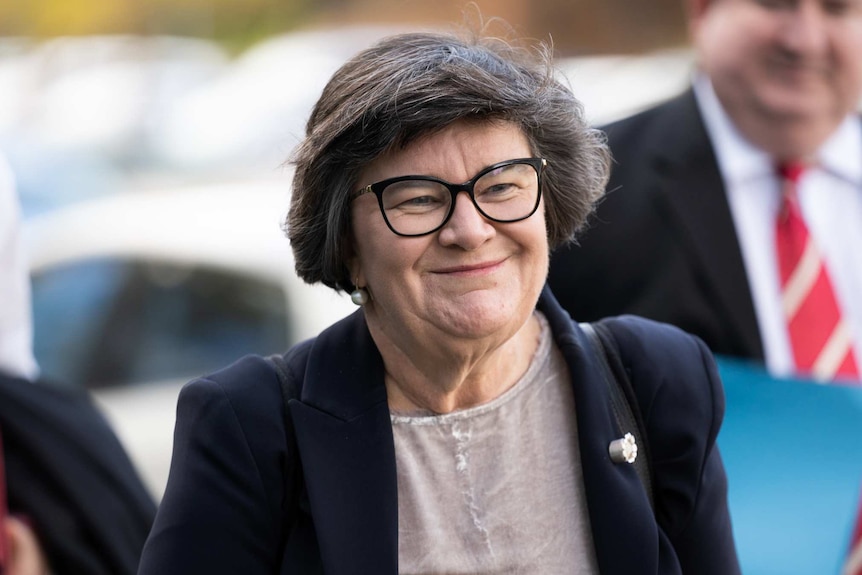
[[716, 357, 862, 575]]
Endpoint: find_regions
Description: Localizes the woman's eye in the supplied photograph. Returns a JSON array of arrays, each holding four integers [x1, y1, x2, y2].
[[402, 195, 438, 206], [385, 189, 446, 212], [478, 182, 519, 200]]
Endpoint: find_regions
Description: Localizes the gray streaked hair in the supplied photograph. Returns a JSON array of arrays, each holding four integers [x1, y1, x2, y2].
[[287, 29, 610, 292]]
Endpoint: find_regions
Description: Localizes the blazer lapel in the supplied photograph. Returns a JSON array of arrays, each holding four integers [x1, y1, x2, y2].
[[646, 90, 763, 358], [289, 311, 398, 575], [539, 288, 660, 573]]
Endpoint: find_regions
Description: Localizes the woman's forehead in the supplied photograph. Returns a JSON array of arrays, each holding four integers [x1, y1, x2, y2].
[[361, 120, 530, 182]]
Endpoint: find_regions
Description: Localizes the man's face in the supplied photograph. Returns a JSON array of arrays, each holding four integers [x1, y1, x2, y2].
[[690, 0, 862, 159]]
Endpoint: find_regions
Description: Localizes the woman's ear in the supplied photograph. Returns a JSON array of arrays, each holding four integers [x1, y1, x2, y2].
[[346, 253, 364, 289], [341, 224, 361, 288]]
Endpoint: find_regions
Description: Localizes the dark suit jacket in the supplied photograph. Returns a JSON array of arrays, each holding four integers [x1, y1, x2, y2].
[[548, 89, 765, 361], [139, 286, 739, 574], [0, 373, 156, 575]]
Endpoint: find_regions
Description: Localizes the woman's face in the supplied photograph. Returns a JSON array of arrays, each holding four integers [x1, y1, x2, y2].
[[349, 120, 549, 344]]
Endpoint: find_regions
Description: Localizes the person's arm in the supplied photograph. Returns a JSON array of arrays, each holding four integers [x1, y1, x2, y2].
[[139, 359, 294, 574]]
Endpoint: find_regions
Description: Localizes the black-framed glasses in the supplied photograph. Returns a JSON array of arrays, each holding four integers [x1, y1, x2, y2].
[[350, 157, 547, 237]]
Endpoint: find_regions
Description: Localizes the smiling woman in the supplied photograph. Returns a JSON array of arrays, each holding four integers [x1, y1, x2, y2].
[[347, 120, 551, 413], [139, 25, 741, 575]]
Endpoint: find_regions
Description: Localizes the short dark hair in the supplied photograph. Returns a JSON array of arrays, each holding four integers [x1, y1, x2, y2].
[[287, 29, 610, 292]]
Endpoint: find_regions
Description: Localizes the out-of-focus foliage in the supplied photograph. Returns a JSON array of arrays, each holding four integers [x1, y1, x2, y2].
[[0, 0, 687, 55], [0, 0, 311, 53]]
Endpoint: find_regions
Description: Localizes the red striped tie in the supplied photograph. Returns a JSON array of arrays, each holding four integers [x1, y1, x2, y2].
[[775, 163, 859, 381], [846, 488, 862, 575]]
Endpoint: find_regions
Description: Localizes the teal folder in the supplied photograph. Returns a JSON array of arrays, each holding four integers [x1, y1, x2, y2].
[[717, 358, 862, 575]]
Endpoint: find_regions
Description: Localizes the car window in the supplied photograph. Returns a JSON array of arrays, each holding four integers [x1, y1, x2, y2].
[[31, 257, 291, 390]]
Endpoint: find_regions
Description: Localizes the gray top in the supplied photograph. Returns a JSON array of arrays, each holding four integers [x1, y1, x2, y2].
[[390, 312, 599, 574]]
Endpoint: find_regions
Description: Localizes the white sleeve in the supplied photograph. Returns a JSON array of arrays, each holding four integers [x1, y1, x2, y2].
[[0, 153, 39, 380]]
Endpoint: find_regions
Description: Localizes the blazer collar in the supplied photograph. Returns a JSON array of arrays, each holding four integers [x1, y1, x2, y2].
[[289, 288, 659, 574], [645, 90, 763, 358], [297, 308, 387, 420], [288, 309, 397, 574]]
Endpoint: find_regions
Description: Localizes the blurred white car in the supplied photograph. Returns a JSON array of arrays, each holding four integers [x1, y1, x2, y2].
[[22, 176, 356, 498]]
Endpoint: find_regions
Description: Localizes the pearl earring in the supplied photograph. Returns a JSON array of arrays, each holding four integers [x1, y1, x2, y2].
[[350, 287, 369, 306]]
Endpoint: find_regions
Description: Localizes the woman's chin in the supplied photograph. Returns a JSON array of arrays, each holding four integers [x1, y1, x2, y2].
[[431, 297, 525, 341]]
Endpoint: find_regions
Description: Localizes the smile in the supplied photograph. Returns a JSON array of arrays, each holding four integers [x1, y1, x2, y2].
[[433, 259, 507, 276]]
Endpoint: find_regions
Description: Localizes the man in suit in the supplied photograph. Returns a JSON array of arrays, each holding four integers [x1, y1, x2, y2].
[[549, 0, 862, 380]]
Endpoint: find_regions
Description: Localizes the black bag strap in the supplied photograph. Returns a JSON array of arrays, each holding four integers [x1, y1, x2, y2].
[[580, 322, 654, 510], [265, 354, 304, 530], [266, 353, 296, 409]]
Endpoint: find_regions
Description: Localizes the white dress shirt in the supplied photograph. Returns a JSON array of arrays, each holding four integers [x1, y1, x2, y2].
[[0, 153, 39, 380], [693, 75, 862, 378]]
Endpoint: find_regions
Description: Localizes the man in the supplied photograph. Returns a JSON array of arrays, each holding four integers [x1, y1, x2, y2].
[[549, 0, 862, 381]]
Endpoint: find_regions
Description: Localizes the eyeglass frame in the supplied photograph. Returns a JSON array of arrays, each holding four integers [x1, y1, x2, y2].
[[349, 157, 548, 237]]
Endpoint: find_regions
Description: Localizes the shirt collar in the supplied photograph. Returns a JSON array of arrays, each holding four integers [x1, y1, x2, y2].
[[693, 73, 862, 187], [692, 74, 772, 186], [817, 115, 862, 186]]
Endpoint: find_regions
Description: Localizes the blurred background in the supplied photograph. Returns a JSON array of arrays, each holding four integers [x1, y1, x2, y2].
[[3, 1, 859, 574]]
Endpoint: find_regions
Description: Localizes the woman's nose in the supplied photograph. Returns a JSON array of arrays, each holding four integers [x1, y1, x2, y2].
[[436, 191, 495, 249]]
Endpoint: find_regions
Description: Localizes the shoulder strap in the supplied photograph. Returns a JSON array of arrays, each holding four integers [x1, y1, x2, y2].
[[265, 353, 304, 529], [266, 352, 296, 406], [580, 322, 654, 509]]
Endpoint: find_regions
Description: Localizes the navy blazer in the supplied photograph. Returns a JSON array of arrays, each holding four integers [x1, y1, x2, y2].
[[549, 90, 765, 361], [139, 287, 739, 574]]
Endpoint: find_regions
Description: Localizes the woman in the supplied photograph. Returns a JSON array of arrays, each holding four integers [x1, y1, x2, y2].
[[139, 29, 740, 574]]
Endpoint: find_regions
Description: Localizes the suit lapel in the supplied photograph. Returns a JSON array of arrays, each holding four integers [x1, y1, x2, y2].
[[646, 91, 763, 358], [289, 311, 398, 575]]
